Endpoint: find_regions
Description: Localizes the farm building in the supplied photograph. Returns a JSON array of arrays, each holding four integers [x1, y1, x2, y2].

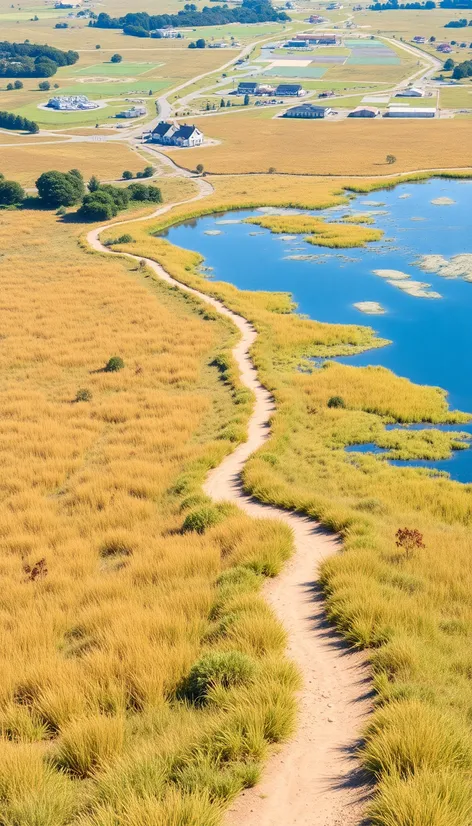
[[151, 122, 204, 146], [386, 106, 435, 118], [395, 87, 424, 98], [292, 33, 339, 45], [283, 103, 331, 118], [412, 35, 426, 44], [275, 83, 305, 97], [284, 39, 310, 48], [116, 106, 146, 119], [348, 106, 379, 118], [437, 43, 453, 53], [308, 14, 325, 22], [237, 81, 259, 95]]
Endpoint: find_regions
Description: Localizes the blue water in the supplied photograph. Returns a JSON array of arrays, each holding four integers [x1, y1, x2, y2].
[[160, 178, 472, 482]]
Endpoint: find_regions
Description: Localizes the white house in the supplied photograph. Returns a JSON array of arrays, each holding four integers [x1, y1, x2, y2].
[[150, 122, 204, 147]]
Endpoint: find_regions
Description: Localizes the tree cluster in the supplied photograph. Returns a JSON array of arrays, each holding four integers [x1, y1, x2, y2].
[[79, 181, 162, 220], [188, 38, 206, 48], [440, 0, 472, 7], [0, 172, 25, 206], [0, 109, 38, 133], [92, 0, 289, 37], [445, 17, 471, 24], [0, 41, 78, 77], [370, 1, 435, 10], [452, 58, 472, 77], [36, 169, 85, 207]]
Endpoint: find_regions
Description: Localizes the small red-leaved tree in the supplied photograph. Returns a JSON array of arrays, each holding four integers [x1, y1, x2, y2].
[[395, 528, 425, 560]]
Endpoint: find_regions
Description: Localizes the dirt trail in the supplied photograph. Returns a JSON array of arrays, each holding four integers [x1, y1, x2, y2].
[[87, 192, 372, 826]]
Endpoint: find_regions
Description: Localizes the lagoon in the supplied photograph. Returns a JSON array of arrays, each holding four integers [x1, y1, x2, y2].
[[161, 178, 472, 481]]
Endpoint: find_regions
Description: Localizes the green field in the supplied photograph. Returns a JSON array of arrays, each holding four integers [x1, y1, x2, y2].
[[74, 62, 163, 77], [57, 79, 171, 98], [179, 22, 288, 40], [11, 98, 130, 127]]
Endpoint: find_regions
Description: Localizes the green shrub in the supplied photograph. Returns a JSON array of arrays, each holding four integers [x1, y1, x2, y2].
[[327, 395, 346, 409], [75, 388, 92, 402], [182, 505, 223, 534], [183, 651, 256, 704], [104, 356, 124, 373]]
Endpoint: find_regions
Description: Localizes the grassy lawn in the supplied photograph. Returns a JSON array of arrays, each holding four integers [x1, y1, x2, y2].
[[73, 62, 163, 77], [440, 85, 472, 109], [56, 80, 171, 98], [11, 99, 132, 127]]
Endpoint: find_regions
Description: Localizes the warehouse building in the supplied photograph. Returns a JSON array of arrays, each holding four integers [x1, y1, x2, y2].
[[385, 106, 435, 118], [283, 103, 331, 118], [348, 106, 379, 118]]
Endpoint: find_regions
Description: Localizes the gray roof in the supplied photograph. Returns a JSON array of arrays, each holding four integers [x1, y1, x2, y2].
[[276, 83, 303, 92], [174, 124, 200, 139]]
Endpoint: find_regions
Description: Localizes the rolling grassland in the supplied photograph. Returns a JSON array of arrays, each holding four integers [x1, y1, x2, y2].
[[0, 206, 299, 825], [103, 174, 472, 826], [164, 116, 472, 176]]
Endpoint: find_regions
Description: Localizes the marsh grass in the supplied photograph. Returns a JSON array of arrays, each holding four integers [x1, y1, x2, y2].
[[0, 206, 297, 825], [107, 175, 472, 824], [245, 214, 383, 248]]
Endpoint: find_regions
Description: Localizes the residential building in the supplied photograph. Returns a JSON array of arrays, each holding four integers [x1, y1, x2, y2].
[[386, 106, 435, 118], [395, 86, 424, 97], [150, 122, 204, 146], [348, 105, 379, 117], [208, 41, 228, 48], [437, 43, 453, 53], [308, 14, 325, 22], [283, 103, 331, 118], [275, 83, 305, 96], [412, 35, 426, 43], [256, 84, 276, 96]]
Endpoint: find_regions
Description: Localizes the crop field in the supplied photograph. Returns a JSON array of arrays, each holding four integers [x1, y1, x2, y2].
[[0, 203, 297, 825], [101, 171, 472, 825], [166, 113, 472, 175]]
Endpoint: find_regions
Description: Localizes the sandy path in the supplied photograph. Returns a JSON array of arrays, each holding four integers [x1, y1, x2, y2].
[[87, 196, 372, 826]]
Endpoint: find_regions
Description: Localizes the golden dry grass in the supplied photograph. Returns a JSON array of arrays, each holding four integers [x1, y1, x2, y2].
[[0, 204, 296, 824], [0, 141, 147, 187], [164, 115, 472, 176], [108, 175, 472, 825]]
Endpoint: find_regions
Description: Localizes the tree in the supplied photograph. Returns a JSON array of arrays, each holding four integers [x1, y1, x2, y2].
[[38, 80, 50, 91], [36, 169, 84, 207], [122, 170, 133, 180], [195, 163, 204, 175], [220, 97, 225, 108], [14, 80, 23, 89], [188, 41, 197, 48], [0, 179, 25, 205], [110, 53, 123, 63], [244, 92, 250, 105], [104, 356, 124, 372], [126, 182, 149, 201], [142, 165, 154, 178], [6, 82, 13, 90], [75, 388, 92, 402], [148, 89, 153, 95], [444, 57, 455, 70], [88, 175, 100, 192], [395, 527, 425, 560], [196, 38, 206, 48], [95, 44, 101, 49], [78, 190, 118, 220], [386, 154, 396, 164]]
